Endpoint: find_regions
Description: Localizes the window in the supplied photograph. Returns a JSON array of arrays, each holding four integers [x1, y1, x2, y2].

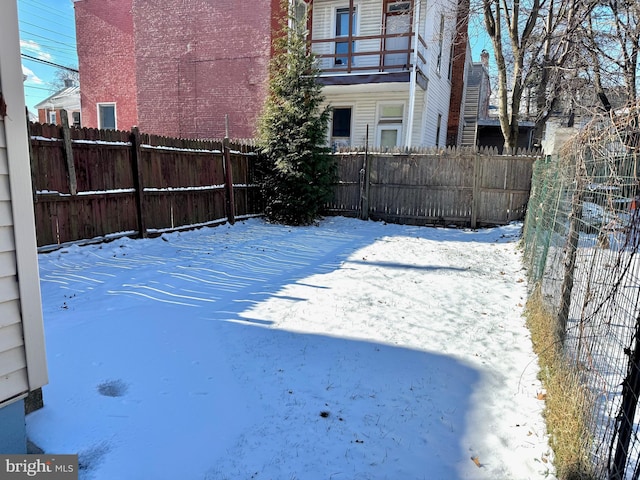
[[383, 0, 411, 70], [436, 14, 445, 74], [72, 111, 81, 128], [291, 0, 308, 34], [435, 113, 442, 147], [48, 110, 56, 124], [335, 7, 356, 67], [331, 107, 352, 148], [380, 104, 403, 121], [378, 126, 402, 148], [377, 103, 404, 147], [98, 103, 116, 130]]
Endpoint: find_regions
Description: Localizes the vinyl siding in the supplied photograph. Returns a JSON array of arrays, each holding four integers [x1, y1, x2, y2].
[[0, 0, 48, 404], [311, 0, 384, 71], [0, 119, 29, 404], [314, 0, 453, 148], [323, 85, 426, 147]]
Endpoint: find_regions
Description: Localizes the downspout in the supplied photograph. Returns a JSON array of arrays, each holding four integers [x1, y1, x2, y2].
[[404, 0, 420, 149]]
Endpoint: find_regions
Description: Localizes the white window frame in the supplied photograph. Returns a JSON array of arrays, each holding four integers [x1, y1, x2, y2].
[[377, 124, 403, 148], [97, 102, 117, 130], [47, 110, 56, 124], [375, 101, 405, 147]]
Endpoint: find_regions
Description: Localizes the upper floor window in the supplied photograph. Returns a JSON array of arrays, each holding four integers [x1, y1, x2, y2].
[[72, 111, 81, 128], [436, 14, 445, 74], [48, 111, 57, 124], [383, 0, 412, 71], [335, 7, 356, 67], [98, 103, 116, 130], [291, 0, 308, 35]]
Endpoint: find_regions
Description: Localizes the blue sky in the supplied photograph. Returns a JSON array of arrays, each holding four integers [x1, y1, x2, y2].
[[17, 0, 78, 114]]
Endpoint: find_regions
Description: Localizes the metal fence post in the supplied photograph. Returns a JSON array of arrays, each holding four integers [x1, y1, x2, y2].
[[610, 318, 640, 480]]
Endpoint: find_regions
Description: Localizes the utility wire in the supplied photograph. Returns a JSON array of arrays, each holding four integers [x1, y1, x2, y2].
[[21, 53, 79, 72]]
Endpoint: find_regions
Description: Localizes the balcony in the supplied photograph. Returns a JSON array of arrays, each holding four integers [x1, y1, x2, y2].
[[306, 0, 429, 89]]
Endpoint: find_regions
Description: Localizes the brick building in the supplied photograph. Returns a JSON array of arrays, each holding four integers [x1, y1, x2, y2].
[[74, 0, 282, 139]]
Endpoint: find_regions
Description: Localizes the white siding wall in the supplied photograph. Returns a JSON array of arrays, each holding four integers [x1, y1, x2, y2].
[[0, 120, 29, 405], [420, 0, 454, 147], [311, 0, 384, 71], [0, 0, 47, 407], [323, 85, 426, 147]]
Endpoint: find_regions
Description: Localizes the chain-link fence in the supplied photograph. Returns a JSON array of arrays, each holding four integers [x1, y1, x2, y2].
[[523, 107, 640, 478]]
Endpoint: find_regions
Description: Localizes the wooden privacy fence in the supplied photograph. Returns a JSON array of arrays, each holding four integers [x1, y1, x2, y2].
[[28, 117, 262, 250], [327, 147, 539, 227]]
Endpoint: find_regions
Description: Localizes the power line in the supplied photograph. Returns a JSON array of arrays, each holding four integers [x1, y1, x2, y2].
[[24, 84, 57, 92], [20, 30, 78, 52], [19, 20, 77, 42], [19, 0, 76, 24], [21, 53, 78, 72]]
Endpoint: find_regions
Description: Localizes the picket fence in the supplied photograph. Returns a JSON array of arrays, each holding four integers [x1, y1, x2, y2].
[[328, 147, 539, 228]]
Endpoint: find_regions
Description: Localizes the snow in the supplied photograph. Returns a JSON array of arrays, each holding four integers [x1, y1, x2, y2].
[[141, 144, 222, 154], [143, 185, 226, 193], [28, 217, 554, 479]]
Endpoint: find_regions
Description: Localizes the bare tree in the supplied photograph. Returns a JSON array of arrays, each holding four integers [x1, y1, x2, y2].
[[586, 1, 639, 110], [50, 67, 79, 92], [477, 0, 596, 150]]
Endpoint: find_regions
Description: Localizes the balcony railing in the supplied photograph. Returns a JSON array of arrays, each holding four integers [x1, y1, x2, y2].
[[310, 32, 427, 76]]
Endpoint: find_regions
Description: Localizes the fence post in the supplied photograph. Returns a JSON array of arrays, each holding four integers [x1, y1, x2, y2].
[[130, 127, 147, 238], [223, 137, 236, 225], [610, 319, 640, 480], [557, 158, 585, 344], [60, 110, 77, 196], [470, 150, 481, 229], [25, 110, 37, 205]]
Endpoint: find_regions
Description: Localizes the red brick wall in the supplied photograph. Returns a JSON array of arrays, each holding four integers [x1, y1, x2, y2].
[[133, 0, 274, 139], [75, 0, 138, 130]]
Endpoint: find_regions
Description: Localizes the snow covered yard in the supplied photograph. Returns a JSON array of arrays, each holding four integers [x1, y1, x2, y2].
[[27, 217, 554, 479]]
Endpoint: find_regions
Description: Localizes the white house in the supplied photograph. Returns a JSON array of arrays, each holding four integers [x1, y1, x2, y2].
[[302, 0, 460, 148], [34, 79, 81, 127], [0, 0, 48, 454]]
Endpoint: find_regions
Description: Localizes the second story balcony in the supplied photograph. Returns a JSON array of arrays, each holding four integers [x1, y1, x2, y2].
[[306, 0, 428, 88]]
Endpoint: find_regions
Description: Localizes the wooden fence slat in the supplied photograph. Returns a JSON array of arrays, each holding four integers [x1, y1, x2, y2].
[[130, 127, 146, 238], [60, 110, 77, 196], [223, 137, 235, 225]]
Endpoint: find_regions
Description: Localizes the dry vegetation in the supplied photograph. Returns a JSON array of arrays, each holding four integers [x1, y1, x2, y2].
[[525, 286, 596, 480]]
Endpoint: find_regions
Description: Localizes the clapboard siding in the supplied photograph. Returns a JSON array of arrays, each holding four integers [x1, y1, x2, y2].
[[0, 322, 24, 355], [0, 347, 27, 378], [0, 251, 17, 278], [0, 201, 13, 227], [0, 174, 10, 201], [0, 300, 21, 329], [0, 0, 47, 408], [0, 370, 29, 406], [323, 87, 426, 147], [0, 226, 15, 253], [0, 275, 19, 304], [311, 0, 384, 71]]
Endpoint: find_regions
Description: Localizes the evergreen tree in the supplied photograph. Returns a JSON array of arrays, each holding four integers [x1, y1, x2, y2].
[[258, 2, 335, 226]]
